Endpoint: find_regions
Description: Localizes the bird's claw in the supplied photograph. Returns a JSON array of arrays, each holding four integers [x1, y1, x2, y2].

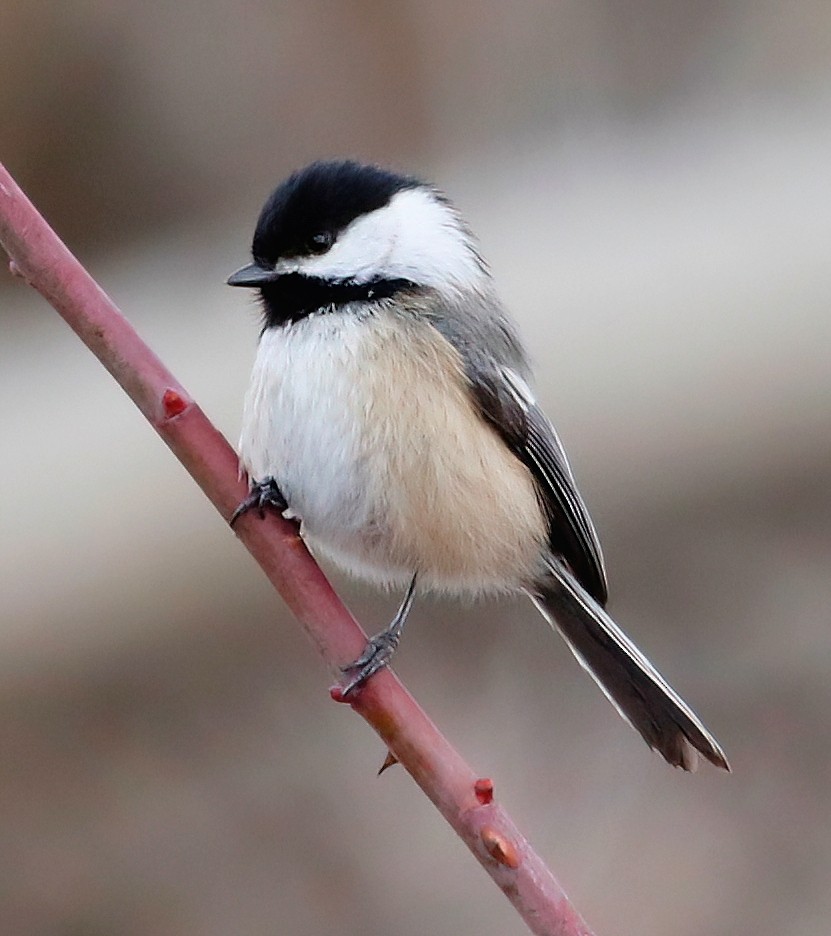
[[340, 632, 401, 697], [339, 574, 416, 696], [230, 477, 288, 527]]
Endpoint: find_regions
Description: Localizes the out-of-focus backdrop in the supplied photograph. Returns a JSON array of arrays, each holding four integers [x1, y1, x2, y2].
[[2, 3, 830, 935]]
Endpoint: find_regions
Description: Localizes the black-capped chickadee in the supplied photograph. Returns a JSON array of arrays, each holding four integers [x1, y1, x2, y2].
[[227, 160, 728, 772]]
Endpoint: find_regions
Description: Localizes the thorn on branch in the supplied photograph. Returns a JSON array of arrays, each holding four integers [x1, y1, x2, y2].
[[378, 750, 399, 775]]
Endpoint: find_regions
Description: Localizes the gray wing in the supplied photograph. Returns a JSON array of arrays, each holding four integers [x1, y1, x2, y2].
[[422, 292, 608, 604], [469, 363, 609, 605]]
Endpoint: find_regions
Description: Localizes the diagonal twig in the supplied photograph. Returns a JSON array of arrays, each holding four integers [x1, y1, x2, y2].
[[0, 161, 595, 936]]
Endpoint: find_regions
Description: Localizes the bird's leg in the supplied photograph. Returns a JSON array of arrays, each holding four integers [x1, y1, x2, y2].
[[341, 573, 418, 696], [230, 476, 288, 527]]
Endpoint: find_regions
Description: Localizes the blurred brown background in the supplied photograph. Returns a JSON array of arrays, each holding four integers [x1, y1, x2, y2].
[[2, 3, 831, 934]]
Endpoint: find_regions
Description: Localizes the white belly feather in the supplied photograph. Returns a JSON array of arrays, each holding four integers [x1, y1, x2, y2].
[[239, 307, 547, 594]]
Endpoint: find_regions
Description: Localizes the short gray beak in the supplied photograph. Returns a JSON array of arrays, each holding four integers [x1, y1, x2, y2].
[[226, 262, 278, 288]]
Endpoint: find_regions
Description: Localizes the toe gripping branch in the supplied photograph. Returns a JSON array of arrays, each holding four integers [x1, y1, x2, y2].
[[230, 477, 288, 527], [340, 573, 418, 697]]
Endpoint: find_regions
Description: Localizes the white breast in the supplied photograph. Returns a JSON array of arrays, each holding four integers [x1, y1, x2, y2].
[[239, 312, 373, 535], [239, 306, 547, 594]]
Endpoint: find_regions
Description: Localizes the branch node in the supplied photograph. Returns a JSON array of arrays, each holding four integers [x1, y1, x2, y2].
[[481, 826, 520, 869], [474, 777, 494, 805], [162, 388, 189, 419], [329, 685, 350, 704]]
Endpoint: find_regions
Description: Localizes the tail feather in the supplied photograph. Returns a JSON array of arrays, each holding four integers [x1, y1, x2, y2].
[[531, 563, 729, 771]]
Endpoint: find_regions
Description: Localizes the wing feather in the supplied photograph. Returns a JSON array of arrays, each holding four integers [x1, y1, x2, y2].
[[471, 365, 609, 605]]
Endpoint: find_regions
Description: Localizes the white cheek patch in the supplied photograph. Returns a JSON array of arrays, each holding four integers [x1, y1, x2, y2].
[[285, 188, 486, 292]]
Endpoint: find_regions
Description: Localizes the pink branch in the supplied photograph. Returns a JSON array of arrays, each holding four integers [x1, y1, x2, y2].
[[0, 162, 595, 936]]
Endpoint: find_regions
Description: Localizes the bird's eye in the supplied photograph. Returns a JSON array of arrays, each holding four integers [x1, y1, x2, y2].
[[308, 231, 334, 254]]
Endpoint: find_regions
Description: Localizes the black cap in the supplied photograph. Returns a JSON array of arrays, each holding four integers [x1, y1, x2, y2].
[[247, 160, 419, 268]]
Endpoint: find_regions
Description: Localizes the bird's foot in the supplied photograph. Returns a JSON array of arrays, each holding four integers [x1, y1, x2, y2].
[[340, 574, 418, 697], [230, 477, 288, 527], [340, 631, 402, 697]]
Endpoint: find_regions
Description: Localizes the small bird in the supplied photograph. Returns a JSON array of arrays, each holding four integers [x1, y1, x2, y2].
[[227, 159, 729, 772]]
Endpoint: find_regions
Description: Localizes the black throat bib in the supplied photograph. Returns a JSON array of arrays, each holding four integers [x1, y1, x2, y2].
[[259, 274, 417, 328]]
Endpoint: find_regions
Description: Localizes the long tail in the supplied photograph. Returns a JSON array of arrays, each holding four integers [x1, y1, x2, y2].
[[530, 562, 729, 771]]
